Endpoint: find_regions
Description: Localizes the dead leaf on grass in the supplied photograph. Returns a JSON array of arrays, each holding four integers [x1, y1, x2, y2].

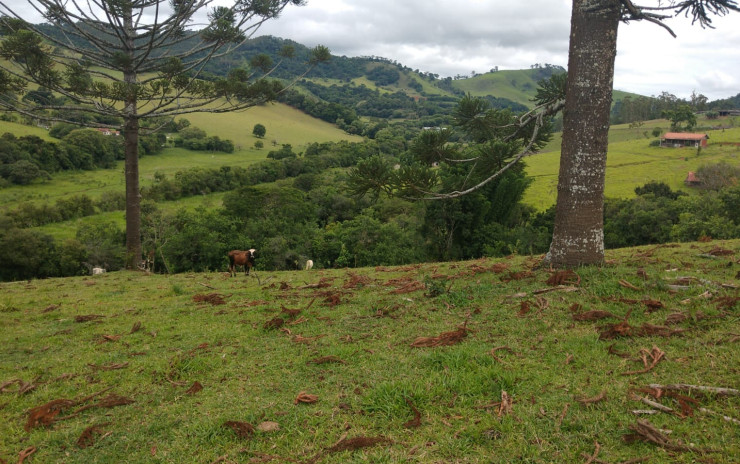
[[411, 324, 470, 347], [263, 317, 285, 330], [389, 281, 426, 294], [185, 381, 203, 395], [403, 398, 422, 428], [294, 392, 319, 405], [256, 421, 280, 432], [42, 304, 61, 313], [546, 270, 580, 286], [76, 423, 110, 448], [498, 390, 513, 417], [25, 399, 74, 431], [642, 299, 665, 312], [326, 436, 389, 453], [224, 420, 255, 439], [665, 312, 688, 325], [322, 292, 342, 307], [97, 334, 121, 344], [572, 310, 619, 321], [706, 246, 734, 256], [192, 293, 227, 305], [713, 296, 739, 310], [75, 314, 105, 322], [307, 356, 346, 365], [130, 321, 142, 333], [292, 334, 326, 345], [343, 272, 373, 289]]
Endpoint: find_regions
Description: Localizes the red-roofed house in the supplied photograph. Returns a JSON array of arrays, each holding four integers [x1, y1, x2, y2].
[[660, 132, 709, 148]]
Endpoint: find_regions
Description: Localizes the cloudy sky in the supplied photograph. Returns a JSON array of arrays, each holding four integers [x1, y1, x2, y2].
[[4, 0, 739, 100], [253, 0, 740, 101]]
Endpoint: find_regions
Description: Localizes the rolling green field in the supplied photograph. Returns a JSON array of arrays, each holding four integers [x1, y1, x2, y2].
[[1, 241, 739, 463], [524, 122, 740, 211], [0, 102, 361, 208]]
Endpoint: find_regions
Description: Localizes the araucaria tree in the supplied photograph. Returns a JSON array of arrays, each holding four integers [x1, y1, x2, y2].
[[0, 0, 329, 269], [545, 0, 738, 267]]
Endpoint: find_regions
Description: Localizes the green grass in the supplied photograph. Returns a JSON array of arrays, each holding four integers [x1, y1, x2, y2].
[[1, 241, 739, 463], [0, 120, 56, 140]]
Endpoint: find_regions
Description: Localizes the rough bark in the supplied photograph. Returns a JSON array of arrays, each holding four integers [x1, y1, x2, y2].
[[545, 0, 621, 267], [123, 7, 141, 270]]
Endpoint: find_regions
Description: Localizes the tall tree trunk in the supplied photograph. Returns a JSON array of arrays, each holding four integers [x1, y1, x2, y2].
[[123, 6, 141, 270], [545, 0, 620, 267], [124, 110, 141, 269]]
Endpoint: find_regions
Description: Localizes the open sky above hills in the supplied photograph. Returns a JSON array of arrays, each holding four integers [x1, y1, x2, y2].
[[254, 0, 740, 101], [4, 1, 740, 100]]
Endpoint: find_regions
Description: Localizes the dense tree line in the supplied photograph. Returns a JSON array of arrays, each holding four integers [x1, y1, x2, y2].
[[4, 157, 740, 281], [0, 131, 119, 186], [610, 91, 713, 125]]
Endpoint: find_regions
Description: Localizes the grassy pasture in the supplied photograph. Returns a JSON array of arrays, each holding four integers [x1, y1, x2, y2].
[[0, 103, 361, 208], [1, 241, 739, 463], [524, 123, 740, 211]]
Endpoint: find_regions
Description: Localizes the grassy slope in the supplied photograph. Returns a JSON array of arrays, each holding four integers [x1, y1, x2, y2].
[[1, 241, 738, 463], [0, 103, 361, 208], [451, 70, 642, 108]]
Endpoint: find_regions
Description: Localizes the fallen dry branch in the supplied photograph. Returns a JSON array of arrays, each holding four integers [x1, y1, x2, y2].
[[699, 407, 740, 425], [623, 419, 697, 453], [631, 394, 676, 415], [621, 346, 665, 376], [410, 324, 470, 347], [575, 391, 608, 405], [647, 384, 740, 397], [583, 441, 600, 464], [88, 362, 129, 371], [618, 279, 640, 290], [16, 446, 36, 464], [532, 285, 580, 295]]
